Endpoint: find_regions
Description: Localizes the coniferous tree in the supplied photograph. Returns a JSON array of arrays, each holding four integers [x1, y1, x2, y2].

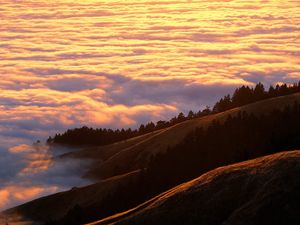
[[48, 81, 300, 147]]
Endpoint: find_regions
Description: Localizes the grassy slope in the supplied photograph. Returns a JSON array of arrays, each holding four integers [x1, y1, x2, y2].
[[80, 93, 300, 179], [0, 170, 140, 225], [89, 150, 300, 225], [3, 93, 300, 224]]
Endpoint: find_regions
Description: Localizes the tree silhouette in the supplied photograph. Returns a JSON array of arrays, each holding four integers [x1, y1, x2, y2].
[[48, 81, 300, 147]]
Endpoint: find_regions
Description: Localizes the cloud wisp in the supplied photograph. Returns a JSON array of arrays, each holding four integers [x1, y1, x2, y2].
[[0, 141, 92, 211]]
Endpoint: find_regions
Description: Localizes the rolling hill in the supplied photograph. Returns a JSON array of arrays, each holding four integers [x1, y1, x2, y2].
[[75, 93, 300, 180], [2, 92, 300, 225], [0, 171, 140, 225], [89, 150, 300, 225]]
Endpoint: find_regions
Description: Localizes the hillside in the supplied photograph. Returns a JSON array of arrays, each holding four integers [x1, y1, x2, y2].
[[76, 93, 300, 180], [0, 171, 140, 225], [50, 82, 300, 148], [2, 93, 300, 225], [89, 150, 300, 225]]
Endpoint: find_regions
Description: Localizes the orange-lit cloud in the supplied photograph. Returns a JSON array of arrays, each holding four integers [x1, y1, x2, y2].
[[8, 144, 53, 176], [0, 185, 58, 209], [0, 142, 91, 211]]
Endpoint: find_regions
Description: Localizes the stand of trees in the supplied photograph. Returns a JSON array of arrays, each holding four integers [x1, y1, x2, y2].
[[46, 100, 300, 225], [47, 81, 300, 147], [213, 82, 300, 112]]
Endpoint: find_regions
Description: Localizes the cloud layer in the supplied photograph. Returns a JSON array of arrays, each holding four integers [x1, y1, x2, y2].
[[0, 0, 300, 210], [0, 141, 91, 210]]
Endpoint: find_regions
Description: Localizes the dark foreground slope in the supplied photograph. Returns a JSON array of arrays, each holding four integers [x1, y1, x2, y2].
[[90, 150, 300, 225], [0, 171, 140, 225]]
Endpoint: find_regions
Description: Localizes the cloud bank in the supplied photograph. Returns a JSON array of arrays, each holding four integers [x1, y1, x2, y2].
[[0, 141, 91, 210]]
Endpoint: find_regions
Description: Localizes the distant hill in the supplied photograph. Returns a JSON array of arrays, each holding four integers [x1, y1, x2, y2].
[[2, 93, 300, 225], [3, 92, 300, 225], [76, 92, 300, 180], [49, 82, 300, 148], [90, 150, 300, 225]]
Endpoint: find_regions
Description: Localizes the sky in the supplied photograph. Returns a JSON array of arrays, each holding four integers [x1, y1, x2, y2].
[[0, 0, 300, 211]]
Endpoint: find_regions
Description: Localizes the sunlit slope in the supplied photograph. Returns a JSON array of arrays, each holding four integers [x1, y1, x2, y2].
[[0, 170, 140, 225], [80, 93, 300, 179], [89, 150, 300, 225]]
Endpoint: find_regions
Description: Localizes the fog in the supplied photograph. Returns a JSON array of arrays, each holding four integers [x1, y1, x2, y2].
[[0, 138, 92, 211]]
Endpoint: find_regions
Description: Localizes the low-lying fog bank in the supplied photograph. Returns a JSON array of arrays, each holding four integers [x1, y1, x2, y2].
[[0, 139, 92, 211]]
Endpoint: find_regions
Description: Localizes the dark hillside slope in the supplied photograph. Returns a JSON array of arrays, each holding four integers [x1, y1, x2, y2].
[[79, 93, 300, 180], [0, 171, 140, 225], [90, 151, 300, 225], [3, 93, 300, 225], [50, 82, 300, 148]]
